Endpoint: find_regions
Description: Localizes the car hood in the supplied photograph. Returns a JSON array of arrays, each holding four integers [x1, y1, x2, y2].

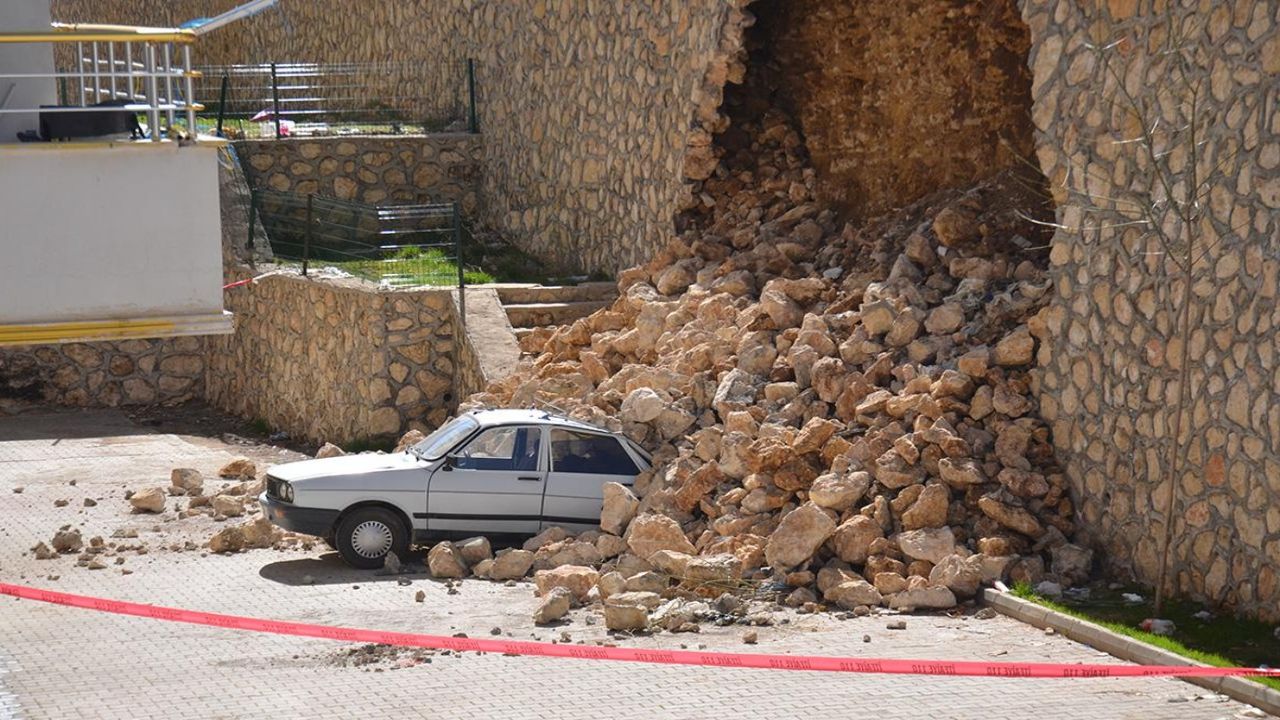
[[268, 452, 432, 484]]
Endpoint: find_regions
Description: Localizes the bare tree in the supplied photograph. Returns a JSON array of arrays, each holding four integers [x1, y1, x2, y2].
[[1038, 5, 1246, 613]]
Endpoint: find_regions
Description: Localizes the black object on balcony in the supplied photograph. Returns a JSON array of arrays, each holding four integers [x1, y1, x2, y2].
[[37, 100, 143, 141]]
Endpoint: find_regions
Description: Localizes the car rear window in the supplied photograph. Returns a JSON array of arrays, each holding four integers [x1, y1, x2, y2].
[[549, 429, 639, 475]]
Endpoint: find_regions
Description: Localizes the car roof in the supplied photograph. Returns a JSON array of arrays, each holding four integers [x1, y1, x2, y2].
[[466, 408, 614, 434]]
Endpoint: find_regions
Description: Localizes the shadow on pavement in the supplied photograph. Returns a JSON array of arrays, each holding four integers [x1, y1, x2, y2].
[[258, 553, 435, 587]]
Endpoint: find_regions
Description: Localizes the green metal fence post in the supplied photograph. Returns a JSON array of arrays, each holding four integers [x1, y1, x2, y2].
[[466, 59, 478, 134], [246, 189, 258, 253], [270, 62, 282, 140], [454, 202, 465, 327], [216, 72, 230, 138], [302, 194, 314, 277]]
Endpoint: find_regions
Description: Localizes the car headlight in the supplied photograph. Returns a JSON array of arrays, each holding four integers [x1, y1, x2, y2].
[[280, 481, 294, 503]]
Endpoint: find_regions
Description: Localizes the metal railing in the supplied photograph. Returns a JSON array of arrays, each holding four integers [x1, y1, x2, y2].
[[248, 190, 472, 301], [0, 24, 204, 142], [198, 59, 477, 139]]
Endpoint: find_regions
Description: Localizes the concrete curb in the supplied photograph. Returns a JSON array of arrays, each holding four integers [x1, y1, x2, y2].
[[983, 589, 1280, 716]]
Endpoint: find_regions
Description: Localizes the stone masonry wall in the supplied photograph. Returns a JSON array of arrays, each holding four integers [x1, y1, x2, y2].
[[0, 338, 205, 408], [749, 0, 1036, 220], [1024, 0, 1280, 620], [206, 274, 458, 445], [50, 0, 749, 275], [235, 135, 481, 213]]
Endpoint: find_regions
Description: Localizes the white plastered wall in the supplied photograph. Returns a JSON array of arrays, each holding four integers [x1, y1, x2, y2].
[[0, 0, 56, 143]]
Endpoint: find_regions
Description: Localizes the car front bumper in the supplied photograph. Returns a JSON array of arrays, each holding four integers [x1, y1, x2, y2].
[[258, 492, 340, 538]]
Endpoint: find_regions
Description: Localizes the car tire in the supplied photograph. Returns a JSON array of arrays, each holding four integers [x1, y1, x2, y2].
[[334, 507, 408, 570]]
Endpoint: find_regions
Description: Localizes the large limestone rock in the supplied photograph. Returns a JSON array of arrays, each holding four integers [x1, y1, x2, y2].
[[885, 586, 957, 611], [427, 541, 468, 578], [456, 536, 492, 566], [603, 597, 650, 631], [896, 527, 957, 564], [533, 587, 572, 625], [218, 458, 257, 480], [824, 577, 883, 609], [129, 486, 168, 513], [624, 514, 695, 559], [211, 494, 244, 517], [765, 503, 836, 569], [901, 484, 950, 530], [928, 553, 984, 598], [1050, 543, 1093, 586], [170, 468, 204, 494], [534, 565, 600, 602], [600, 482, 639, 536], [808, 471, 871, 511], [489, 549, 535, 580], [315, 442, 345, 459], [828, 515, 883, 565]]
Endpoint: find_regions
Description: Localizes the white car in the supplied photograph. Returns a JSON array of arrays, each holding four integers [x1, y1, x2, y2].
[[259, 409, 652, 569]]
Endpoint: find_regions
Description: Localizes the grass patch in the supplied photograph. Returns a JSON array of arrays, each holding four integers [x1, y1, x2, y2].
[[327, 247, 495, 287], [1010, 582, 1280, 690]]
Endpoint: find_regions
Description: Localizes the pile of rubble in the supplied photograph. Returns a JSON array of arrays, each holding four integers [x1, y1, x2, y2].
[[457, 97, 1090, 622]]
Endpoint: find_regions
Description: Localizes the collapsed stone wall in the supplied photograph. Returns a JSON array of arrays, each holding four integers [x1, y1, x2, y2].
[[51, 0, 749, 275], [206, 274, 458, 444], [235, 135, 481, 213], [1025, 0, 1280, 621], [738, 0, 1036, 220]]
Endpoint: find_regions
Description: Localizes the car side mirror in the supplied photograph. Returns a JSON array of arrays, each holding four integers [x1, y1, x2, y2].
[[441, 456, 456, 471]]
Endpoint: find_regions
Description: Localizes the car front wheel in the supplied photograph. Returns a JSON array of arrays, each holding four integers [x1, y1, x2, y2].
[[334, 507, 408, 570]]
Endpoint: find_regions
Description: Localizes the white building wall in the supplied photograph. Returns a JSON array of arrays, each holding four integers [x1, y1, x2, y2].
[[0, 0, 56, 143], [0, 141, 228, 330]]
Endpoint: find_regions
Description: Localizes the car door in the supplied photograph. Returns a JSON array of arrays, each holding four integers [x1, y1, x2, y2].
[[425, 425, 546, 534], [541, 428, 641, 532]]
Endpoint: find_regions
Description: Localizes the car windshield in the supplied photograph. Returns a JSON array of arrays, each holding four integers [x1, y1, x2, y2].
[[410, 415, 479, 460]]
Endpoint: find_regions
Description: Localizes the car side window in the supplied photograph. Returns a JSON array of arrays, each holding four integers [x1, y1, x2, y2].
[[549, 429, 639, 475], [453, 427, 541, 472]]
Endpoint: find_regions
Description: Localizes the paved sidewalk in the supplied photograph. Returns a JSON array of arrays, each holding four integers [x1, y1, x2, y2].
[[0, 410, 1271, 720]]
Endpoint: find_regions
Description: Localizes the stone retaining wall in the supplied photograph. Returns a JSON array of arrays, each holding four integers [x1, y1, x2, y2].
[[50, 0, 749, 275], [206, 273, 458, 445], [0, 338, 205, 408], [235, 135, 481, 213], [1024, 0, 1280, 620]]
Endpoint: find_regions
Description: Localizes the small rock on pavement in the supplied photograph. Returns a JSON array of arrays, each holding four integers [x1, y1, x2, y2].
[[603, 599, 649, 631], [742, 630, 758, 644], [210, 494, 244, 518], [535, 565, 600, 602], [315, 442, 345, 459], [218, 458, 257, 480], [533, 587, 573, 625], [414, 590, 426, 602], [51, 528, 82, 553], [83, 498, 97, 507], [128, 486, 168, 514], [170, 468, 204, 493], [378, 552, 402, 576]]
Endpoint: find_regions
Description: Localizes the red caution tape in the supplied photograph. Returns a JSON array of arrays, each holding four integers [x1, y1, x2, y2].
[[222, 278, 254, 290], [3, 582, 1276, 679]]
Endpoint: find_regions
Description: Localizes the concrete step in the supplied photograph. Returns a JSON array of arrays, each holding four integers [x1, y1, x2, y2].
[[503, 300, 612, 329], [489, 281, 618, 305]]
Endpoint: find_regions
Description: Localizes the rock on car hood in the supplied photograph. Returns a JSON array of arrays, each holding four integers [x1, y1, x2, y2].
[[267, 452, 432, 489]]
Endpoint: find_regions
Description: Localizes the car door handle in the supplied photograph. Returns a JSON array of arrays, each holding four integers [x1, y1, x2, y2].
[[517, 476, 541, 482]]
